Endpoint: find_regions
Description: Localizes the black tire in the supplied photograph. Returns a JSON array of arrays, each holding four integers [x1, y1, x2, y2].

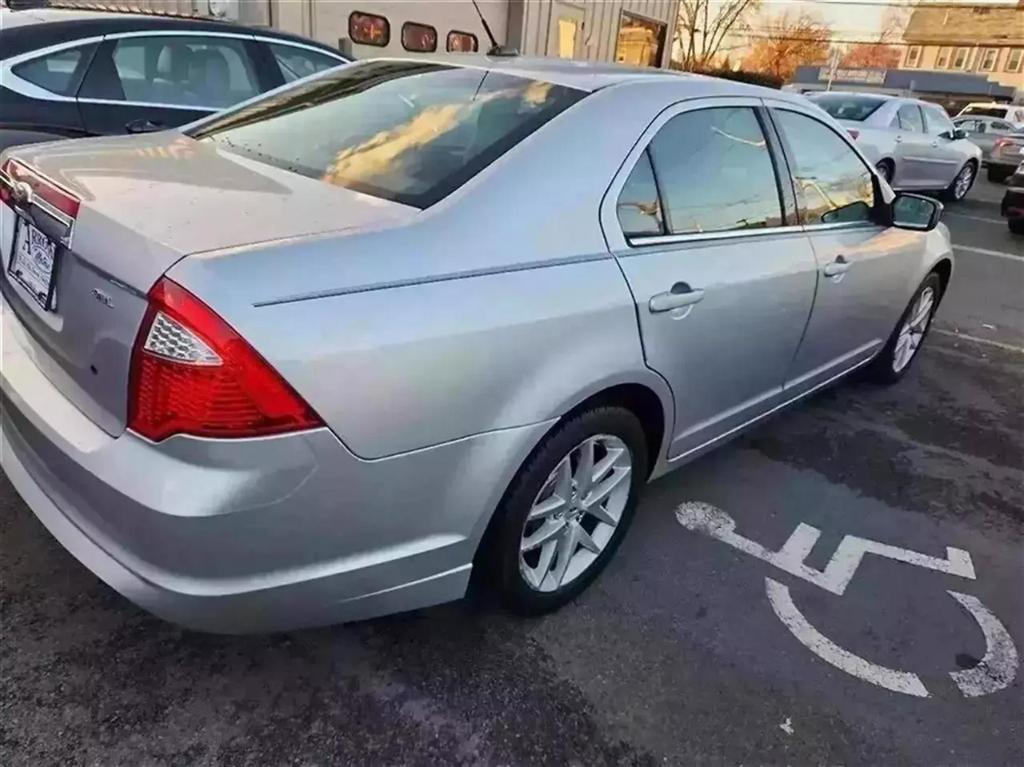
[[486, 406, 649, 614], [941, 161, 977, 203], [875, 159, 894, 185], [987, 165, 1011, 184], [1010, 219, 1024, 235], [865, 272, 943, 384]]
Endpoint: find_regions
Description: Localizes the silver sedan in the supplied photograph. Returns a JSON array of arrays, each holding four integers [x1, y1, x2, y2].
[[0, 57, 954, 632], [807, 91, 981, 201]]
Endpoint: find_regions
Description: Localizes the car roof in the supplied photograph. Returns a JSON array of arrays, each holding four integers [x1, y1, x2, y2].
[[0, 6, 344, 57], [370, 54, 791, 101]]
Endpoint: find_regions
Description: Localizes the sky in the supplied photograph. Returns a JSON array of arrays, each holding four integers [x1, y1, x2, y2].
[[753, 0, 1019, 40]]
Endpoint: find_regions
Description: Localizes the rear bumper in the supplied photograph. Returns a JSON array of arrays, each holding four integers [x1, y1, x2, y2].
[[1, 300, 549, 632]]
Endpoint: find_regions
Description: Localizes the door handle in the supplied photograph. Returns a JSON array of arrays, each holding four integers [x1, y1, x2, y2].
[[931, 140, 939, 147], [125, 118, 165, 134], [823, 255, 851, 277], [649, 282, 705, 313], [894, 135, 903, 143]]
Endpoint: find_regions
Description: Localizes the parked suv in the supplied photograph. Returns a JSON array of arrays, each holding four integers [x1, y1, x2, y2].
[[0, 5, 349, 151]]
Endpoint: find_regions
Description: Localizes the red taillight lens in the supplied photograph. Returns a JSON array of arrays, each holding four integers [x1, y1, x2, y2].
[[2, 159, 80, 218], [128, 278, 323, 441], [994, 138, 1011, 150]]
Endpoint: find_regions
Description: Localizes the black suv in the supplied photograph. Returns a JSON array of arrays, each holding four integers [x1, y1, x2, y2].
[[0, 5, 349, 150]]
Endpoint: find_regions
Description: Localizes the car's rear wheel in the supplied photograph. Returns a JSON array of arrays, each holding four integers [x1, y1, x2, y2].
[[987, 165, 1011, 183], [1009, 219, 1024, 235], [942, 161, 976, 202], [487, 406, 648, 613], [875, 159, 894, 185], [866, 272, 942, 384]]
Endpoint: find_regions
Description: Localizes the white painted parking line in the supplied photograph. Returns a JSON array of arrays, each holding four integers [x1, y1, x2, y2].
[[675, 502, 975, 596], [766, 578, 931, 697], [953, 245, 1024, 262], [933, 329, 1024, 353], [948, 592, 1019, 698], [676, 502, 1021, 699], [945, 212, 1007, 226]]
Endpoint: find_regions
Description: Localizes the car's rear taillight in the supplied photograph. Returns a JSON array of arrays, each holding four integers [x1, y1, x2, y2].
[[1, 158, 80, 218], [128, 278, 323, 441]]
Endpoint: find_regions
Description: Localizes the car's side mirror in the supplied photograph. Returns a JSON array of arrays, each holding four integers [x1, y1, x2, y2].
[[942, 128, 968, 141], [890, 193, 942, 231]]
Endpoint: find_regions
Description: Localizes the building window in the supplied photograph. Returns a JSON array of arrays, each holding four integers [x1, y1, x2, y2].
[[349, 12, 390, 47], [401, 22, 438, 53], [1007, 48, 1023, 73], [979, 48, 999, 72], [446, 30, 478, 52], [906, 46, 922, 68], [935, 47, 951, 69], [615, 14, 666, 68], [952, 47, 969, 70]]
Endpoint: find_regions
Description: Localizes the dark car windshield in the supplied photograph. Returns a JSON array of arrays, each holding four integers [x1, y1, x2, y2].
[[190, 60, 586, 209], [808, 94, 887, 122]]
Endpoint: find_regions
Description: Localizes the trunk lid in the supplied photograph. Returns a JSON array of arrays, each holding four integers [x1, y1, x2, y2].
[[0, 132, 416, 436]]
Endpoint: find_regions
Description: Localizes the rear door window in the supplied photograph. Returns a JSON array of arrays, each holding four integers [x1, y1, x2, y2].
[[81, 35, 260, 109], [897, 104, 925, 132], [11, 45, 94, 96], [643, 107, 784, 235], [190, 61, 586, 208], [921, 103, 954, 135], [268, 43, 343, 83], [772, 109, 875, 226]]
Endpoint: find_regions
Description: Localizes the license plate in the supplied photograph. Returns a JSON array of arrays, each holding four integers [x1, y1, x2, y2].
[[8, 217, 57, 310]]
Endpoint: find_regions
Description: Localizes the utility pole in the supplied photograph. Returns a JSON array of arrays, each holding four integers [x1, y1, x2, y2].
[[826, 47, 841, 91]]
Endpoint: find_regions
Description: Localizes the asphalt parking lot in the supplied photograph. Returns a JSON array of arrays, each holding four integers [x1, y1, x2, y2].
[[2, 176, 1022, 766]]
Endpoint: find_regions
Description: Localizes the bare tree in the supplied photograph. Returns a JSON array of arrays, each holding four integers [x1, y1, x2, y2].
[[743, 11, 832, 82], [675, 0, 762, 71]]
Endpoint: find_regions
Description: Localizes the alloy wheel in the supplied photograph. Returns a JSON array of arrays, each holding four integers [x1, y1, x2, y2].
[[953, 165, 974, 200], [892, 286, 936, 373], [519, 434, 632, 592]]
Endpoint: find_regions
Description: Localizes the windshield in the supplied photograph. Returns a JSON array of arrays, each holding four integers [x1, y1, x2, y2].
[[961, 106, 1006, 118], [190, 60, 586, 209], [808, 94, 887, 122]]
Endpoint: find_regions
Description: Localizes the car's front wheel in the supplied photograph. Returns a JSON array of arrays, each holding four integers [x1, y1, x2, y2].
[[487, 406, 648, 613], [1009, 218, 1024, 235], [942, 161, 977, 202], [866, 272, 942, 384]]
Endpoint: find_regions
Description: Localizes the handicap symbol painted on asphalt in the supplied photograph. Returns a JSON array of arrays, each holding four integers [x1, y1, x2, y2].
[[675, 502, 1019, 699]]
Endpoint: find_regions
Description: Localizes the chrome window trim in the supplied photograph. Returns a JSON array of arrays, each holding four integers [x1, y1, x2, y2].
[[600, 95, 792, 252], [76, 96, 219, 112], [0, 36, 104, 103], [2, 30, 266, 109], [253, 36, 348, 62], [628, 225, 806, 248], [102, 30, 256, 41]]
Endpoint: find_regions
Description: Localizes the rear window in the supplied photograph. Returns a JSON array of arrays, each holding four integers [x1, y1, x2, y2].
[[11, 46, 89, 96], [961, 106, 1007, 118], [190, 61, 586, 209], [808, 94, 886, 122]]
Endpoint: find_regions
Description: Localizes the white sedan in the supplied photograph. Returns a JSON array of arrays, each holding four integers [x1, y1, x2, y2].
[[807, 92, 981, 202]]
